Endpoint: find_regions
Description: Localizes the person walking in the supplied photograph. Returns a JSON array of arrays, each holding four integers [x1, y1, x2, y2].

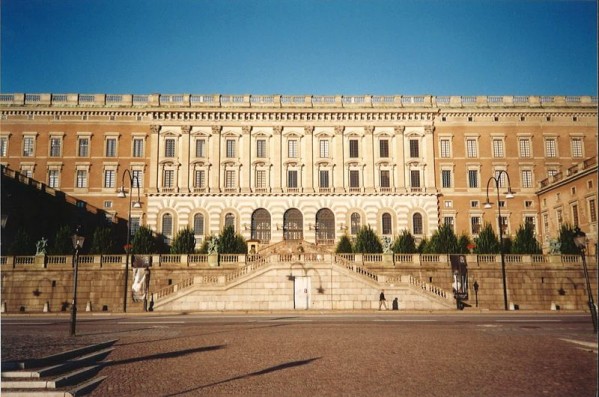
[[379, 290, 388, 310]]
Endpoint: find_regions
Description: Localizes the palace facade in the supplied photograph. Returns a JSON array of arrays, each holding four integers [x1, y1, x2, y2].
[[1, 94, 597, 254]]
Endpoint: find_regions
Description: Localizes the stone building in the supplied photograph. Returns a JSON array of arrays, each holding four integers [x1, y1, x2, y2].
[[0, 93, 596, 252]]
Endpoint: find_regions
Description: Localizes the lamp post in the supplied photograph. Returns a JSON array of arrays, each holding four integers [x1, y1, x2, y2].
[[573, 227, 598, 332], [117, 169, 141, 313], [70, 226, 85, 336], [484, 170, 514, 311]]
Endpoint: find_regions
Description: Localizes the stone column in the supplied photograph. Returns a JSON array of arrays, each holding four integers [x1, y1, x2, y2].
[[394, 126, 405, 192], [180, 125, 191, 192], [272, 126, 283, 193], [304, 126, 314, 193], [210, 126, 221, 192], [149, 125, 161, 191], [424, 125, 435, 193], [333, 126, 345, 192], [240, 126, 252, 193], [364, 126, 375, 193]]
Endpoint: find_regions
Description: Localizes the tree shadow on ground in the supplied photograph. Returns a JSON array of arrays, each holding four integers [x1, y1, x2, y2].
[[106, 344, 226, 367], [165, 357, 322, 396]]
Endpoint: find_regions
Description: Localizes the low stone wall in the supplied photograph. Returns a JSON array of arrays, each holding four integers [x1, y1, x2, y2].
[[0, 255, 596, 313]]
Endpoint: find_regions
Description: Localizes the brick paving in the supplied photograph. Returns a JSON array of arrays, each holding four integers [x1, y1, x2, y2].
[[2, 314, 597, 397]]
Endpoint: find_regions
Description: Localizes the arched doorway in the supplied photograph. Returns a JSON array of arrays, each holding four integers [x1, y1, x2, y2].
[[251, 208, 271, 243], [284, 208, 303, 240], [315, 208, 335, 245]]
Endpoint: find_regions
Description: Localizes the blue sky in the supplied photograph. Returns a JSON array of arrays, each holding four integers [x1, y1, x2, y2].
[[1, 0, 597, 96]]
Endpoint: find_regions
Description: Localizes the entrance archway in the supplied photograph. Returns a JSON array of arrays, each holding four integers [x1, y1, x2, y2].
[[284, 208, 303, 240], [251, 208, 271, 243], [315, 208, 335, 245]]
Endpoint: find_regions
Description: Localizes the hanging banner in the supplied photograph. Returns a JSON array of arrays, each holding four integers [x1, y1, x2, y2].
[[131, 255, 151, 302], [450, 254, 469, 301]]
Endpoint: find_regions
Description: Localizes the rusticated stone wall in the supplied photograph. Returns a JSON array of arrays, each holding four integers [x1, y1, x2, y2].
[[1, 256, 596, 313]]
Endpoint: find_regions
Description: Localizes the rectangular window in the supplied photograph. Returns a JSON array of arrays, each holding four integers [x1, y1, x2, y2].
[[382, 215, 392, 235], [409, 139, 419, 158], [468, 170, 479, 188], [349, 170, 360, 189], [444, 217, 454, 231], [556, 209, 563, 227], [441, 170, 452, 188], [194, 170, 205, 188], [525, 216, 536, 227], [225, 170, 236, 189], [379, 139, 389, 158], [132, 170, 143, 188], [76, 170, 87, 188], [287, 170, 298, 188], [288, 140, 298, 158], [380, 170, 390, 188], [105, 138, 117, 157], [78, 138, 89, 157], [545, 138, 557, 157], [165, 138, 176, 157], [23, 137, 34, 157], [133, 138, 144, 157], [319, 170, 330, 188], [50, 138, 61, 157], [466, 139, 477, 158], [572, 204, 579, 226], [519, 139, 531, 158], [349, 139, 359, 158], [589, 199, 597, 222], [410, 170, 421, 188], [471, 217, 481, 234], [48, 170, 59, 188], [0, 137, 7, 157], [494, 170, 507, 188], [163, 169, 174, 188], [194, 139, 205, 157], [440, 139, 450, 158], [130, 217, 141, 237], [521, 170, 532, 188], [499, 216, 508, 234], [255, 170, 266, 189], [256, 139, 266, 158], [492, 139, 504, 158], [104, 170, 115, 188], [571, 138, 583, 157], [320, 140, 329, 158]]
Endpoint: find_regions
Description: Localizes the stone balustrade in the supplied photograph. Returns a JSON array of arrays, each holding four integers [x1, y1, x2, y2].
[[0, 93, 596, 109]]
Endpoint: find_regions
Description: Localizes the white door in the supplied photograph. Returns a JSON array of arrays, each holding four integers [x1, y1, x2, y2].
[[294, 276, 311, 310]]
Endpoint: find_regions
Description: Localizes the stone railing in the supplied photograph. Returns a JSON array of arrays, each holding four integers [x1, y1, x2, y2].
[[1, 253, 593, 269], [1, 93, 595, 109], [407, 276, 450, 300], [539, 156, 597, 189]]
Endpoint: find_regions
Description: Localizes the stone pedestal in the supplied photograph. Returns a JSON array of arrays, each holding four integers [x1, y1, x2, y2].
[[208, 253, 219, 267], [383, 252, 394, 266]]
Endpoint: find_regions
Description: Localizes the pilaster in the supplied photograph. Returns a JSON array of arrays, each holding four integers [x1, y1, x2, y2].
[[304, 126, 315, 193], [210, 126, 222, 192], [333, 126, 345, 192]]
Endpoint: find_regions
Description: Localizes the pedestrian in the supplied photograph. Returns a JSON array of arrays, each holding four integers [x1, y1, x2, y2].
[[379, 290, 388, 310]]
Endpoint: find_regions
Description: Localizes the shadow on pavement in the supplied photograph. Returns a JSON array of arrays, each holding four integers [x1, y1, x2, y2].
[[165, 357, 322, 396], [107, 344, 226, 367]]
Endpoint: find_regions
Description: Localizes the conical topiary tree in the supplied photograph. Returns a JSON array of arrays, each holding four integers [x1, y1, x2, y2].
[[354, 225, 383, 253], [89, 227, 115, 255], [9, 228, 34, 255], [131, 226, 158, 254], [335, 235, 354, 253], [511, 222, 542, 254], [392, 230, 417, 253], [558, 224, 580, 255], [218, 225, 247, 254], [424, 224, 459, 254], [50, 225, 74, 255], [474, 223, 500, 254], [170, 228, 196, 254], [457, 234, 472, 254]]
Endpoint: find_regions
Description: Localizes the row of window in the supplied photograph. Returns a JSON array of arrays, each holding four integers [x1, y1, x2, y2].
[[543, 198, 597, 240], [158, 209, 427, 241], [439, 137, 584, 159], [31, 168, 144, 189], [0, 136, 145, 158], [440, 169, 535, 189]]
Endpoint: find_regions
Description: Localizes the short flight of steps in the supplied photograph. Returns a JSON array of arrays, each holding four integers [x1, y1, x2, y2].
[[1, 339, 117, 397]]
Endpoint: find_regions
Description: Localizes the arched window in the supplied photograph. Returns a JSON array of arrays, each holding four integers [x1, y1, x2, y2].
[[162, 213, 173, 237], [350, 212, 361, 235], [382, 213, 392, 235], [413, 213, 423, 235], [193, 214, 204, 236], [251, 208, 271, 243], [225, 213, 235, 231], [283, 208, 303, 240], [315, 208, 335, 245]]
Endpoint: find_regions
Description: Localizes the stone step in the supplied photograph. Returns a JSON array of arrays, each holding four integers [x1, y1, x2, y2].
[[2, 362, 108, 389]]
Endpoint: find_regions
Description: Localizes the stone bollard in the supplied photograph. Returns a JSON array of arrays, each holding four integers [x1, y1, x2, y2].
[[86, 301, 92, 312], [550, 302, 557, 311], [1, 301, 6, 313], [43, 301, 49, 312], [509, 302, 515, 311]]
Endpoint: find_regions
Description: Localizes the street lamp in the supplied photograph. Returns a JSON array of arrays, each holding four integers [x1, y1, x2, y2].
[[70, 225, 85, 336], [484, 170, 514, 311], [117, 169, 141, 312], [573, 227, 598, 332]]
